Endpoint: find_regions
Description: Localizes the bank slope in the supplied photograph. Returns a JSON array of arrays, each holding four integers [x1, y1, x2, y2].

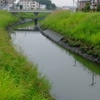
[[0, 10, 52, 100], [40, 10, 100, 61]]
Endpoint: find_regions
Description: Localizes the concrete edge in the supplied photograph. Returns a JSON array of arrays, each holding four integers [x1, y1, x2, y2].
[[38, 27, 100, 64]]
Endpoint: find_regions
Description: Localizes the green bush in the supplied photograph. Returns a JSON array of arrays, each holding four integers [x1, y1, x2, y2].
[[97, 5, 100, 11]]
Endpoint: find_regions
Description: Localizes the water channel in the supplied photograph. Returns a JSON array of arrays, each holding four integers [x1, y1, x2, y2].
[[11, 29, 100, 100]]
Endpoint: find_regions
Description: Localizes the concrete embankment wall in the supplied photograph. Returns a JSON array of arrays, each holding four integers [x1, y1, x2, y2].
[[7, 19, 33, 32], [38, 28, 100, 64]]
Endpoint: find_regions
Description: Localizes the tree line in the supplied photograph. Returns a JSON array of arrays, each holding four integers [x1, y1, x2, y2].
[[35, 0, 56, 9]]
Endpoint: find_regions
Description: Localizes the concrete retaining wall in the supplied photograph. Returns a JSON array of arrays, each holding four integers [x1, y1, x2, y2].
[[38, 28, 100, 64]]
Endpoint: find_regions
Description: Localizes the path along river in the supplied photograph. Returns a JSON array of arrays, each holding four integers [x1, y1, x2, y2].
[[11, 29, 100, 100]]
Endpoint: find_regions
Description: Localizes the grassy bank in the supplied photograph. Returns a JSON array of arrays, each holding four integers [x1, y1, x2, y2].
[[0, 10, 52, 100], [14, 12, 50, 19], [40, 10, 100, 59]]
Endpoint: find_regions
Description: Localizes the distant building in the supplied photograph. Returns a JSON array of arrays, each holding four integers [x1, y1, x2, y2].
[[0, 0, 15, 10], [61, 6, 70, 10], [19, 0, 39, 10], [90, 0, 100, 9], [0, 0, 8, 6], [40, 4, 46, 10], [0, 0, 15, 6], [61, 6, 76, 12], [8, 0, 15, 7], [77, 0, 90, 10], [77, 0, 100, 10], [91, 0, 100, 5]]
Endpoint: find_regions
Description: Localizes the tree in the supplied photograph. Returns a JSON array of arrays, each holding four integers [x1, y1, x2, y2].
[[51, 3, 56, 10], [82, 2, 90, 12], [20, 5, 23, 9], [97, 5, 100, 11], [35, 0, 56, 9]]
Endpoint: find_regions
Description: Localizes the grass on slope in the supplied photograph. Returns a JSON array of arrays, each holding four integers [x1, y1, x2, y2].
[[40, 10, 100, 57], [0, 10, 18, 28], [0, 10, 52, 100]]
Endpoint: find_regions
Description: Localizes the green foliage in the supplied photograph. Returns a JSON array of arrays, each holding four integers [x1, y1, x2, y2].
[[82, 2, 90, 12], [40, 10, 100, 57], [14, 21, 34, 29], [0, 10, 52, 100], [16, 12, 49, 20], [0, 70, 24, 100], [51, 3, 56, 10], [97, 5, 100, 11], [72, 53, 100, 74], [0, 10, 18, 28], [16, 12, 35, 19], [20, 5, 23, 9], [35, 0, 56, 9]]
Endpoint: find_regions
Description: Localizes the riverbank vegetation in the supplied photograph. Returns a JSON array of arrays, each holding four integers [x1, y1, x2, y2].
[[0, 10, 18, 28], [0, 10, 52, 100], [72, 53, 100, 74], [40, 10, 100, 59], [14, 12, 50, 19], [14, 21, 34, 29]]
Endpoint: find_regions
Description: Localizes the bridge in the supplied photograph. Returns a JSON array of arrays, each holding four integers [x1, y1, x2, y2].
[[9, 9, 53, 30], [9, 9, 53, 13]]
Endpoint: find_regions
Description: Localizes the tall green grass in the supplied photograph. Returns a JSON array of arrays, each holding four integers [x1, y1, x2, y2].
[[0, 10, 52, 100], [0, 70, 24, 100], [0, 10, 18, 28], [41, 10, 100, 57]]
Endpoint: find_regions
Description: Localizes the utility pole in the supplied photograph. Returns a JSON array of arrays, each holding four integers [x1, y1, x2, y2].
[[77, 0, 79, 11], [73, 0, 74, 8], [73, 0, 74, 12]]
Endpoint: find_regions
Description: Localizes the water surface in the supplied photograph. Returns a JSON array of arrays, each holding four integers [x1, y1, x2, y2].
[[11, 31, 100, 100]]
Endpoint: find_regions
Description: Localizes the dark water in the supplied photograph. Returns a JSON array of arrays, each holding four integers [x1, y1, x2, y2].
[[11, 31, 100, 100]]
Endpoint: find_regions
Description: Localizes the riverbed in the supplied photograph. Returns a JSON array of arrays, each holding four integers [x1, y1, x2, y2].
[[11, 30, 100, 100]]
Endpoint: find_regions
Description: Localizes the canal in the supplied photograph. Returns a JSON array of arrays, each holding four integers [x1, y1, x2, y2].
[[11, 30, 100, 100]]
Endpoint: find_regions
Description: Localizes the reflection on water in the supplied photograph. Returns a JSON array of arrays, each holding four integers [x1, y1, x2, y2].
[[17, 26, 34, 30], [91, 72, 96, 86], [11, 31, 100, 100]]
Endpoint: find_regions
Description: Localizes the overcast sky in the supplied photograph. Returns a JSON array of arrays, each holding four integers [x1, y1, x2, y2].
[[52, 0, 77, 7], [15, 0, 77, 7]]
